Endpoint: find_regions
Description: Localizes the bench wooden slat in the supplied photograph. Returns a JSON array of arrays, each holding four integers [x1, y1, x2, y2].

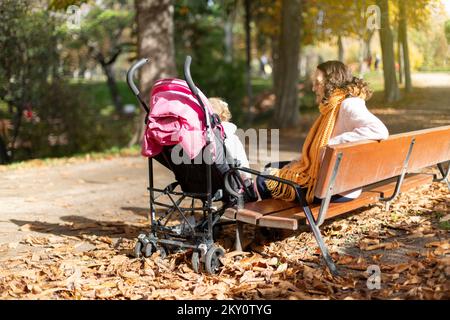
[[223, 208, 237, 220], [223, 199, 299, 221], [315, 126, 450, 199], [249, 173, 433, 230], [408, 128, 450, 171]]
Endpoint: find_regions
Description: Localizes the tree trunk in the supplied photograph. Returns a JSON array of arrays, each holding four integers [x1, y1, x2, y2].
[[101, 62, 123, 114], [376, 0, 400, 103], [9, 106, 23, 161], [273, 0, 302, 128], [224, 5, 236, 63], [358, 0, 366, 77], [364, 30, 374, 61], [244, 0, 253, 125], [337, 35, 344, 62], [399, 0, 412, 92], [358, 37, 365, 77], [397, 36, 403, 84], [129, 0, 177, 147], [271, 34, 280, 91], [0, 136, 9, 164]]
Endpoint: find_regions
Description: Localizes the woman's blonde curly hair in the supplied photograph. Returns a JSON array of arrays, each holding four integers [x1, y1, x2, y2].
[[208, 97, 232, 122], [317, 60, 373, 102]]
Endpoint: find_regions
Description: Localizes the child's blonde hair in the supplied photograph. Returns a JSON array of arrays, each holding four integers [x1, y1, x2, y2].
[[208, 97, 231, 122]]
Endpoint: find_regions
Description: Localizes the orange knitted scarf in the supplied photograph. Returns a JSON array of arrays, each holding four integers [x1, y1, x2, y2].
[[265, 89, 348, 203]]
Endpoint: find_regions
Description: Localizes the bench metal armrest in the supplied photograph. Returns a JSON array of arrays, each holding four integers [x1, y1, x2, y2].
[[227, 166, 305, 190], [224, 166, 313, 222]]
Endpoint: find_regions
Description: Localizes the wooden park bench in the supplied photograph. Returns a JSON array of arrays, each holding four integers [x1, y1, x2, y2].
[[223, 125, 450, 275]]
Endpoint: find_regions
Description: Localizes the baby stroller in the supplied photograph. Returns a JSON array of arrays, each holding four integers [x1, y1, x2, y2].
[[126, 56, 257, 274]]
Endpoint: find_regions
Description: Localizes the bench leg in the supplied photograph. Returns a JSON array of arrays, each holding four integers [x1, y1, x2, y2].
[[437, 162, 450, 190], [234, 221, 245, 252], [303, 207, 339, 276], [380, 138, 416, 204], [317, 153, 343, 227], [444, 179, 450, 191]]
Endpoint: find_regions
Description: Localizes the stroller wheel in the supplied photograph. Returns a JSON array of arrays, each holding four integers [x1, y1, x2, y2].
[[143, 242, 154, 258], [205, 245, 225, 275], [191, 251, 202, 273], [133, 241, 143, 258], [155, 245, 167, 259]]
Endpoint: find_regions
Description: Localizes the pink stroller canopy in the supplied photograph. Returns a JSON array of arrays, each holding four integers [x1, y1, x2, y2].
[[142, 78, 222, 160]]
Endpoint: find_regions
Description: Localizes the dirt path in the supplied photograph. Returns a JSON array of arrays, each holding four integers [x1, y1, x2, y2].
[[0, 157, 174, 259], [412, 72, 450, 89]]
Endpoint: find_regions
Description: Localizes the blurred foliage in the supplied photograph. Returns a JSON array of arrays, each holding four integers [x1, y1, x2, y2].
[[14, 80, 136, 160], [0, 0, 62, 163], [0, 1, 59, 113], [0, 1, 134, 162], [48, 0, 86, 10], [446, 20, 450, 44], [174, 0, 246, 124], [1, 0, 449, 162], [63, 5, 133, 48], [61, 2, 134, 113], [412, 8, 450, 71]]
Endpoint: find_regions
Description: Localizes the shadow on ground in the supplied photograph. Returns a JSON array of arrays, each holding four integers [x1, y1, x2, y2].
[[9, 215, 147, 240]]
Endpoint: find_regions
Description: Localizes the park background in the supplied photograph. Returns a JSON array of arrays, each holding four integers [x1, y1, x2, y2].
[[0, 0, 449, 300], [1, 0, 450, 164]]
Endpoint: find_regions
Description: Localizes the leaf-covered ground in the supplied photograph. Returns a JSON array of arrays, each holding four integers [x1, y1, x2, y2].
[[1, 75, 449, 300], [1, 180, 448, 300]]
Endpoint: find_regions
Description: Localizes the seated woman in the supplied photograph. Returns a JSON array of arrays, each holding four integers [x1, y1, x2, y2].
[[257, 60, 389, 204]]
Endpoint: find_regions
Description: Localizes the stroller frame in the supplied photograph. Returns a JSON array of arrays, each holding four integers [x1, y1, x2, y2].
[[126, 56, 238, 274], [127, 57, 339, 275]]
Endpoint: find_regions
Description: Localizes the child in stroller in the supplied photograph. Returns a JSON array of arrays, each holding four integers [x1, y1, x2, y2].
[[208, 97, 254, 187], [126, 57, 257, 275]]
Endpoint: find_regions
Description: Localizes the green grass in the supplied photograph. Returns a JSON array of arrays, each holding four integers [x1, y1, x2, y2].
[[0, 100, 7, 114], [438, 220, 450, 230], [251, 77, 273, 95], [362, 71, 385, 93], [70, 80, 139, 112], [418, 66, 450, 72]]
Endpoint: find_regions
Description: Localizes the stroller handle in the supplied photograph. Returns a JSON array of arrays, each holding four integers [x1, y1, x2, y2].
[[126, 58, 149, 96], [126, 58, 150, 115], [184, 56, 199, 96]]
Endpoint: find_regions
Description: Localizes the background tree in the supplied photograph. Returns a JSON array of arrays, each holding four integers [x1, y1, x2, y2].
[[376, 0, 400, 102], [446, 20, 450, 44], [312, 0, 368, 64], [222, 0, 238, 63], [129, 0, 177, 146], [395, 0, 438, 93], [173, 1, 246, 122], [48, 0, 84, 10], [244, 0, 253, 120], [0, 1, 60, 162], [273, 0, 302, 128], [67, 2, 134, 114], [397, 0, 411, 92], [0, 0, 106, 162]]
